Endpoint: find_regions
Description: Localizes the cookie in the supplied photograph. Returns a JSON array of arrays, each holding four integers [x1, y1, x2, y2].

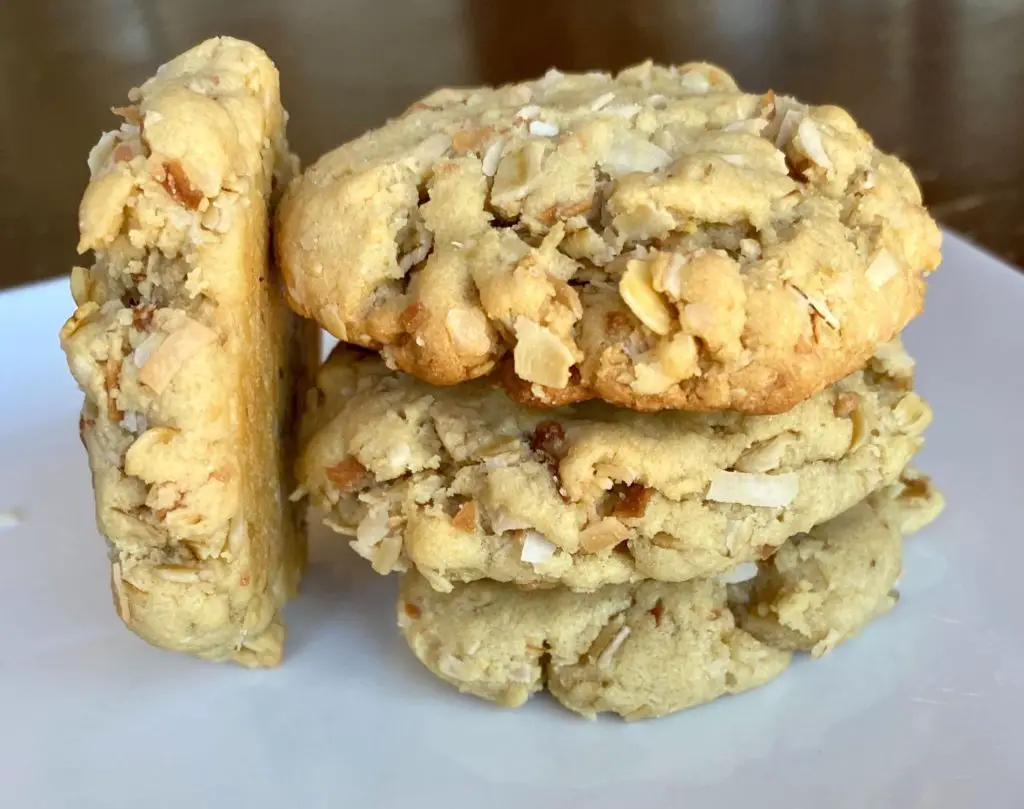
[[397, 486, 940, 719], [398, 568, 791, 719], [59, 38, 319, 666], [277, 61, 941, 414], [298, 342, 931, 592], [730, 474, 943, 657]]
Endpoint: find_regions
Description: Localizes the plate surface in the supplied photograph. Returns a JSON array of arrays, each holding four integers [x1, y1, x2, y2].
[[2, 232, 1022, 809]]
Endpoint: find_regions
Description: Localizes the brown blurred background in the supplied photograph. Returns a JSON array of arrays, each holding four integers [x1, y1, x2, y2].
[[2, 0, 1023, 290]]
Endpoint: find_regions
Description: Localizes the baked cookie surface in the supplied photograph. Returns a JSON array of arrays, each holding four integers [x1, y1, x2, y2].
[[398, 568, 791, 719], [299, 342, 931, 592], [397, 483, 942, 719], [277, 62, 941, 413], [730, 472, 943, 657], [60, 37, 319, 665]]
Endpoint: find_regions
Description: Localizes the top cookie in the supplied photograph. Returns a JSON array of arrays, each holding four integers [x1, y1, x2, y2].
[[277, 61, 941, 413]]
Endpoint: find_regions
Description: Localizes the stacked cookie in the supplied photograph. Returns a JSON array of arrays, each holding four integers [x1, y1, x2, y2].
[[281, 61, 945, 718]]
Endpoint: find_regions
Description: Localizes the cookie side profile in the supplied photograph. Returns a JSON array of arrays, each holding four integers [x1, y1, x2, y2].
[[298, 342, 931, 592], [278, 62, 941, 413], [398, 571, 791, 719], [397, 485, 939, 719], [60, 37, 319, 665]]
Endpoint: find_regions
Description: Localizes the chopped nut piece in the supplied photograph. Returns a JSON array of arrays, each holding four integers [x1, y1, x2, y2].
[[110, 562, 131, 622], [833, 391, 861, 418], [631, 361, 677, 394], [512, 318, 575, 388], [138, 319, 217, 393], [161, 159, 204, 209], [445, 308, 492, 357], [619, 259, 675, 335], [656, 332, 700, 380], [70, 266, 95, 307], [326, 457, 369, 490], [610, 483, 653, 518], [104, 355, 122, 422], [734, 434, 794, 474], [529, 419, 567, 478], [892, 392, 932, 435], [580, 516, 630, 552], [451, 501, 478, 532]]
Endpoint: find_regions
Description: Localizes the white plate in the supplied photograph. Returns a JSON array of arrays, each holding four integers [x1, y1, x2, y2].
[[2, 232, 1022, 809]]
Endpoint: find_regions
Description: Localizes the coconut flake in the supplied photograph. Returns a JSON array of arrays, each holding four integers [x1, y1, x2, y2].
[[680, 71, 712, 93], [724, 517, 752, 556], [716, 561, 760, 584], [87, 130, 120, 176], [481, 138, 505, 177], [386, 443, 411, 472], [354, 505, 390, 550], [131, 333, 161, 368], [602, 136, 672, 177], [0, 510, 22, 532], [706, 471, 799, 508], [529, 120, 560, 138], [520, 530, 557, 565], [137, 320, 217, 393], [724, 118, 768, 135], [796, 118, 833, 171], [597, 626, 631, 669], [866, 248, 900, 289], [398, 229, 433, 272], [492, 512, 533, 534], [516, 105, 541, 121], [538, 68, 565, 89], [412, 133, 452, 167], [590, 91, 616, 111], [604, 103, 642, 119], [774, 109, 803, 148], [791, 285, 840, 329], [118, 411, 148, 434]]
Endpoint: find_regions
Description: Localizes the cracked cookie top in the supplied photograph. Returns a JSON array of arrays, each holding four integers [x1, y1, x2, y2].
[[277, 61, 941, 413]]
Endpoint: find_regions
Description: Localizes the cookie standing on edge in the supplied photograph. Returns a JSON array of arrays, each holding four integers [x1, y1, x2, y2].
[[397, 482, 944, 719], [59, 38, 320, 666], [297, 341, 932, 592], [277, 62, 941, 414]]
